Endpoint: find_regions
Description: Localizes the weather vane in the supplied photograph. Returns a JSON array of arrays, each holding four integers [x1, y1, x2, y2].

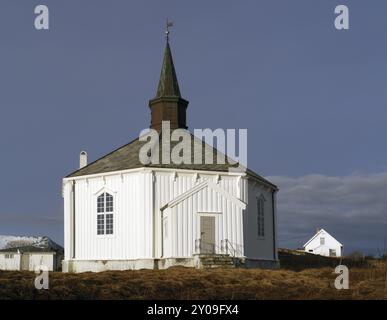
[[165, 19, 174, 42]]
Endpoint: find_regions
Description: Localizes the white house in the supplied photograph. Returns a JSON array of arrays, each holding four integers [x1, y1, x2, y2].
[[303, 229, 343, 257], [0, 235, 64, 271], [0, 246, 62, 271], [62, 36, 279, 272]]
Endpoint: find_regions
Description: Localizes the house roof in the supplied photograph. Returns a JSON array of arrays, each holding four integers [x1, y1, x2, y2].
[[303, 228, 343, 248], [0, 246, 56, 254], [65, 134, 277, 190]]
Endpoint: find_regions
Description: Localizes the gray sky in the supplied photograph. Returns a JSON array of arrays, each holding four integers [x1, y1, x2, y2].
[[0, 0, 386, 255]]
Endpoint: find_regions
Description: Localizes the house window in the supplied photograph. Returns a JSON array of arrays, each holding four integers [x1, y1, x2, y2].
[[5, 254, 14, 259], [320, 237, 325, 245], [257, 196, 265, 238], [97, 192, 114, 235], [329, 249, 336, 257]]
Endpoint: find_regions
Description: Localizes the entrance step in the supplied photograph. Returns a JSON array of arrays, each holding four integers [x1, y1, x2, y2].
[[197, 254, 237, 268]]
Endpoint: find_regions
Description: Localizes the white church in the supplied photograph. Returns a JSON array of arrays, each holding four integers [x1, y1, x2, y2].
[[62, 34, 279, 272]]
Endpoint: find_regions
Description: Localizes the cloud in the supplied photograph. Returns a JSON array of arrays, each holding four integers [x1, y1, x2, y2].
[[267, 173, 387, 255]]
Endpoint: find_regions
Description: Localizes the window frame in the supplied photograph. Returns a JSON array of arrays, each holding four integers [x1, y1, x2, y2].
[[257, 195, 266, 239], [95, 191, 115, 237]]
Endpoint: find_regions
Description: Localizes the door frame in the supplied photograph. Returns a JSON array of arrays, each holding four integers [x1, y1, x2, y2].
[[197, 212, 221, 254]]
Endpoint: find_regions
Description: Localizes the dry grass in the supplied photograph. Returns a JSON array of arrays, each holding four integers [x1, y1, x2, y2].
[[0, 262, 386, 300]]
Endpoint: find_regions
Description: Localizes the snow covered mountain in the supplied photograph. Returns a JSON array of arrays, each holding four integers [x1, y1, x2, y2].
[[0, 235, 63, 252]]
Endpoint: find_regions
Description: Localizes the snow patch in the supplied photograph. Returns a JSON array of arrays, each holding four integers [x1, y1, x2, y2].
[[0, 235, 63, 252]]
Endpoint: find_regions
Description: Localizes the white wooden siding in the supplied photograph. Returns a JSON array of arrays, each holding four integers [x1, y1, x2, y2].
[[29, 253, 55, 271], [64, 171, 153, 260], [63, 168, 276, 263], [243, 180, 276, 260], [154, 172, 247, 258], [0, 253, 21, 270]]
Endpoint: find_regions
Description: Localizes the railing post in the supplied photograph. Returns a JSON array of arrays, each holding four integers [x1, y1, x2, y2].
[[195, 239, 201, 254]]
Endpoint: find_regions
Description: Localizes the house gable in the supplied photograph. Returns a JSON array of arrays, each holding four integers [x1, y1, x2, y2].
[[303, 228, 343, 248], [161, 180, 247, 211]]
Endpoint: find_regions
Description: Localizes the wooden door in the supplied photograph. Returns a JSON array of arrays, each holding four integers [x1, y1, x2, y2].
[[21, 254, 30, 271], [200, 216, 215, 254]]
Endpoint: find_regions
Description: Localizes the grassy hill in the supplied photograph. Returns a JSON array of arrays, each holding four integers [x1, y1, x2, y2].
[[278, 248, 372, 271], [0, 260, 386, 300]]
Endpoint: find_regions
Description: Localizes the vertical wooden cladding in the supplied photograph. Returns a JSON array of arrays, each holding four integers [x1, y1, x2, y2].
[[243, 181, 276, 260], [155, 172, 246, 258], [63, 182, 72, 261], [69, 172, 154, 260], [64, 170, 247, 261]]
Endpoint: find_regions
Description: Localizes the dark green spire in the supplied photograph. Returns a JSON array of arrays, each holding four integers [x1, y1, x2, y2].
[[155, 42, 181, 98], [149, 35, 189, 131]]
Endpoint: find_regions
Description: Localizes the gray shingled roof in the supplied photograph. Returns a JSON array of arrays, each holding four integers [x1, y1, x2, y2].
[[66, 134, 277, 189], [0, 246, 57, 253]]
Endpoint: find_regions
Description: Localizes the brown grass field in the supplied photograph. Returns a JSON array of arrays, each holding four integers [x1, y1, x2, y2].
[[0, 261, 386, 300]]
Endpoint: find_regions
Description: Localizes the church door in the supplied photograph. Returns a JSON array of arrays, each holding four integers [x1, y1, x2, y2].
[[200, 216, 215, 254]]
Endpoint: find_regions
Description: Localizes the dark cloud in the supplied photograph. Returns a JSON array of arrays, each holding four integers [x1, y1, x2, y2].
[[0, 212, 63, 244], [0, 214, 62, 227], [268, 173, 387, 256]]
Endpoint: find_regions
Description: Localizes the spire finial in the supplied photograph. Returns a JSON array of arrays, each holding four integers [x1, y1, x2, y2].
[[165, 19, 173, 42]]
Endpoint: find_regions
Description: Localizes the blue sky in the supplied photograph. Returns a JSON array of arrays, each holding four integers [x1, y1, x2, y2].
[[0, 0, 386, 255]]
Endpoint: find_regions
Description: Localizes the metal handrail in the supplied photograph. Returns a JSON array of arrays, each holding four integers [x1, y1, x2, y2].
[[221, 239, 244, 258], [195, 238, 224, 255], [195, 238, 243, 257]]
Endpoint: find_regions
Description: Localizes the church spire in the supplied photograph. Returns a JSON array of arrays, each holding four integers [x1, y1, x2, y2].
[[155, 42, 181, 98], [149, 23, 189, 131]]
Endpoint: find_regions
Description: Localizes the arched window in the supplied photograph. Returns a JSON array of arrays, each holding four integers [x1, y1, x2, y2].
[[97, 192, 114, 235], [257, 195, 265, 238]]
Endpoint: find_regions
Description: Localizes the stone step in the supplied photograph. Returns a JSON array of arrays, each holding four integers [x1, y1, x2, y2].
[[199, 255, 235, 268], [201, 260, 233, 264], [195, 254, 243, 269]]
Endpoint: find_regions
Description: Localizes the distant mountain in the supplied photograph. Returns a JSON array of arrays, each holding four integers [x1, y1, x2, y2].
[[0, 235, 63, 252]]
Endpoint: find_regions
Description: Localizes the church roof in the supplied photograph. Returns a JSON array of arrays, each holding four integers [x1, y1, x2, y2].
[[65, 135, 277, 189], [65, 33, 277, 190]]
